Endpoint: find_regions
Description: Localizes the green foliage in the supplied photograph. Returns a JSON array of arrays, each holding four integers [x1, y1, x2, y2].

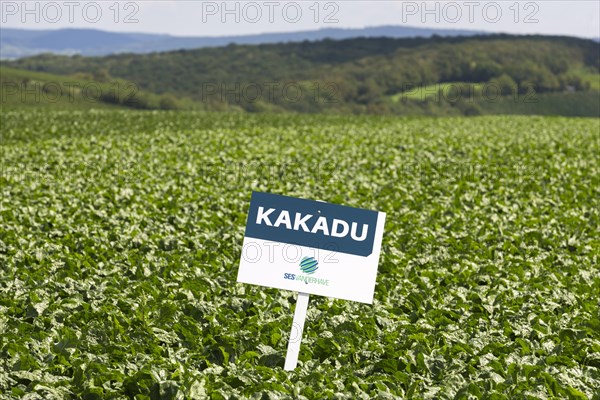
[[475, 91, 600, 117], [1, 110, 599, 398], [489, 75, 518, 96], [0, 66, 193, 111], [0, 66, 121, 110], [4, 35, 599, 115]]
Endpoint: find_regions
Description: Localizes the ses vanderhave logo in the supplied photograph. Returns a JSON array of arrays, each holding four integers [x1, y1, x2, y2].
[[284, 256, 330, 286]]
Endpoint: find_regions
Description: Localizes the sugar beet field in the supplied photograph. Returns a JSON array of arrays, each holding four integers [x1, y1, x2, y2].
[[1, 110, 599, 399]]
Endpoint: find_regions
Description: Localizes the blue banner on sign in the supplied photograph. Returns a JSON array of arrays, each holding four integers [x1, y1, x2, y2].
[[244, 192, 379, 257]]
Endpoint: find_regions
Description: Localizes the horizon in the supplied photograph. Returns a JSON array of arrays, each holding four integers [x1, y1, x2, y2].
[[3, 24, 599, 42], [1, 1, 599, 40]]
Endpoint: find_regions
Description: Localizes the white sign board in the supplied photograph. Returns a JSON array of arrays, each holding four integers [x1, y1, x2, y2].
[[237, 192, 386, 304], [237, 192, 386, 370]]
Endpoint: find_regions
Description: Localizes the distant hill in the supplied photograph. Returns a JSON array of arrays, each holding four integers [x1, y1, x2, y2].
[[3, 34, 599, 116], [0, 66, 200, 111], [0, 26, 485, 59]]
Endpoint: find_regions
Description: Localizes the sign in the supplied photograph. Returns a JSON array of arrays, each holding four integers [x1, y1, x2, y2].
[[237, 192, 386, 304]]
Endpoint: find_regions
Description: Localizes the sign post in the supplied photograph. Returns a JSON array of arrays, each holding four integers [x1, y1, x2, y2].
[[238, 192, 386, 369], [284, 292, 310, 370]]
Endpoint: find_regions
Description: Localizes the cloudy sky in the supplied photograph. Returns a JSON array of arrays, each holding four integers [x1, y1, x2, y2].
[[2, 1, 599, 38]]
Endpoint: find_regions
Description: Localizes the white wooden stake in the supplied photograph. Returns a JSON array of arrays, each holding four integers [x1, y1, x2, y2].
[[284, 292, 310, 370]]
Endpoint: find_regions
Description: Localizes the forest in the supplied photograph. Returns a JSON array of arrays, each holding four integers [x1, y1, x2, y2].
[[3, 34, 599, 115]]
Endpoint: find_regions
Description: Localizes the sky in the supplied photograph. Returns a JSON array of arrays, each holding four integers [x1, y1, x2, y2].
[[1, 1, 599, 39]]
